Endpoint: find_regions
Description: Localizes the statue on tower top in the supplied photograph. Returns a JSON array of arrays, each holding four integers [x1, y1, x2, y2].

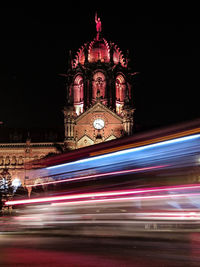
[[95, 12, 102, 40]]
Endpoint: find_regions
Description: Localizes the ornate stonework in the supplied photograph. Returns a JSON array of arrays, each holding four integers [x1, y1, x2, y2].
[[64, 15, 136, 150], [0, 139, 63, 186]]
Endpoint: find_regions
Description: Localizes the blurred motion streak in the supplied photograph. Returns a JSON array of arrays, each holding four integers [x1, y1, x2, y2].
[[91, 128, 200, 156], [2, 121, 200, 236], [25, 165, 167, 188], [26, 131, 200, 188], [50, 192, 200, 207], [5, 183, 200, 206]]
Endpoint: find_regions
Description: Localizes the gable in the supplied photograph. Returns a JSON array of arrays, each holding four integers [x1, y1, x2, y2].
[[77, 135, 94, 148], [74, 101, 124, 142], [76, 102, 123, 123]]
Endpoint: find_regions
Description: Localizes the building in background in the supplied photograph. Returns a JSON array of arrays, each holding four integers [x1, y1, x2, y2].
[[0, 128, 63, 187], [0, 14, 135, 186]]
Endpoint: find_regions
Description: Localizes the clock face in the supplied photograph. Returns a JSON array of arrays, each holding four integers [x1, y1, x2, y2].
[[93, 118, 105, 130]]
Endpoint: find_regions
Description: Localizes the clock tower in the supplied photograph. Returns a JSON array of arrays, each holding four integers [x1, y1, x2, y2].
[[63, 14, 136, 150]]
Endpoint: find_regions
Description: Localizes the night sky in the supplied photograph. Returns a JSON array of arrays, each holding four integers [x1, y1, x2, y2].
[[0, 7, 199, 133]]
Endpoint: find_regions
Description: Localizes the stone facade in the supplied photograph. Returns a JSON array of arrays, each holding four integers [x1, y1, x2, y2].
[[0, 139, 63, 186]]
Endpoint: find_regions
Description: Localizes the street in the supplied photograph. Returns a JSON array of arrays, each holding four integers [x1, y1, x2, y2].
[[1, 232, 200, 266]]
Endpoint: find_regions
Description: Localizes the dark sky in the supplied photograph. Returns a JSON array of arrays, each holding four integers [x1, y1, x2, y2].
[[0, 7, 199, 132]]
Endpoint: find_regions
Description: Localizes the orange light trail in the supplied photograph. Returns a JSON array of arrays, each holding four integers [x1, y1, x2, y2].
[[91, 127, 200, 156]]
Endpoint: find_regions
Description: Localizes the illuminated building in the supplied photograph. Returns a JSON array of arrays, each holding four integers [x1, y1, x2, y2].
[[63, 14, 135, 149], [0, 14, 135, 186]]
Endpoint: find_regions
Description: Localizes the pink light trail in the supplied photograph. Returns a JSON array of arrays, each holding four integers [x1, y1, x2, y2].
[[5, 183, 200, 206]]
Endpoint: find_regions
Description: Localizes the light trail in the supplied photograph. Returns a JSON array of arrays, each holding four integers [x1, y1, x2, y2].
[[6, 183, 200, 206], [51, 192, 200, 207], [91, 128, 200, 156], [47, 133, 200, 170], [26, 165, 166, 188]]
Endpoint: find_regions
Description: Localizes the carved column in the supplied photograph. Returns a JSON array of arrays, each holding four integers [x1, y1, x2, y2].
[[63, 106, 76, 150]]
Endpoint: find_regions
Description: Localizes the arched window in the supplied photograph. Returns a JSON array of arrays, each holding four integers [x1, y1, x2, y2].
[[73, 75, 84, 116], [18, 156, 24, 165], [115, 74, 126, 102], [11, 156, 17, 165], [92, 71, 106, 100], [115, 74, 126, 114], [73, 75, 84, 103], [5, 156, 10, 165]]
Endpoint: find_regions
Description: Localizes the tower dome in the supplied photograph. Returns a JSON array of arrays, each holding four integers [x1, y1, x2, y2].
[[73, 37, 127, 68], [88, 38, 110, 63]]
